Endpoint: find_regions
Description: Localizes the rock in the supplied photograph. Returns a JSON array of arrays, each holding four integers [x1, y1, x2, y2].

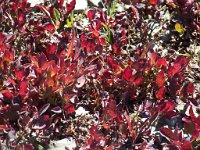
[[48, 137, 76, 150], [27, 0, 44, 7], [27, 0, 103, 10], [75, 106, 89, 116]]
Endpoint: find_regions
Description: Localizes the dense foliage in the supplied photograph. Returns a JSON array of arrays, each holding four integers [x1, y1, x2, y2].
[[0, 0, 199, 149]]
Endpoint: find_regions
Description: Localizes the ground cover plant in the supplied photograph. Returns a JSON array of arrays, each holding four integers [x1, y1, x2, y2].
[[0, 0, 199, 149]]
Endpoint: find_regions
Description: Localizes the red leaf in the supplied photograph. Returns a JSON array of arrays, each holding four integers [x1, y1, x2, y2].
[[124, 111, 136, 139], [90, 126, 104, 141], [150, 52, 157, 65], [107, 110, 117, 119], [189, 106, 195, 120], [66, 0, 76, 14], [149, 0, 158, 5], [181, 141, 192, 150], [134, 78, 143, 87], [18, 9, 25, 26], [100, 38, 106, 46], [67, 33, 75, 58], [89, 27, 99, 37], [0, 90, 13, 101], [19, 144, 34, 150], [44, 24, 55, 32], [130, 6, 139, 22], [42, 60, 55, 71], [49, 44, 57, 55], [74, 39, 81, 60], [160, 127, 174, 140], [15, 69, 25, 81], [64, 103, 75, 114], [191, 129, 199, 141], [19, 80, 28, 96], [168, 56, 189, 78], [158, 101, 175, 113], [122, 67, 132, 81], [87, 9, 95, 21], [59, 56, 66, 74], [49, 65, 57, 77], [156, 58, 168, 68], [163, 111, 179, 120], [39, 53, 48, 68], [187, 83, 194, 95], [156, 87, 166, 100], [168, 66, 179, 78], [156, 70, 165, 87], [59, 0, 64, 8]]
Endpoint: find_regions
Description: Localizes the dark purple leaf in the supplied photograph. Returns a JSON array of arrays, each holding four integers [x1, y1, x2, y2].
[[38, 103, 50, 116], [51, 106, 62, 114], [22, 144, 34, 150], [160, 127, 174, 140]]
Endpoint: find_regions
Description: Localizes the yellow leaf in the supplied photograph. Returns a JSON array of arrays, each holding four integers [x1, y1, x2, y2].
[[175, 23, 184, 33], [65, 13, 74, 28], [66, 19, 73, 27]]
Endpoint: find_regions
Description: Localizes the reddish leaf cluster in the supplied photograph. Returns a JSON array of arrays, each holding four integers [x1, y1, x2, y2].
[[0, 0, 199, 149]]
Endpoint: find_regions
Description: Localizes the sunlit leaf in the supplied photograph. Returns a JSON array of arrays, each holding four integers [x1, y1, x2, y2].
[[156, 58, 168, 68], [149, 0, 158, 5], [156, 70, 165, 87], [168, 56, 189, 78], [0, 90, 13, 101], [19, 80, 28, 96], [156, 87, 166, 100], [175, 23, 184, 33]]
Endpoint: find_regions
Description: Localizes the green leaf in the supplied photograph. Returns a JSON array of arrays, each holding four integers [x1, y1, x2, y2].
[[38, 144, 44, 150], [54, 8, 60, 21], [183, 53, 191, 57]]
